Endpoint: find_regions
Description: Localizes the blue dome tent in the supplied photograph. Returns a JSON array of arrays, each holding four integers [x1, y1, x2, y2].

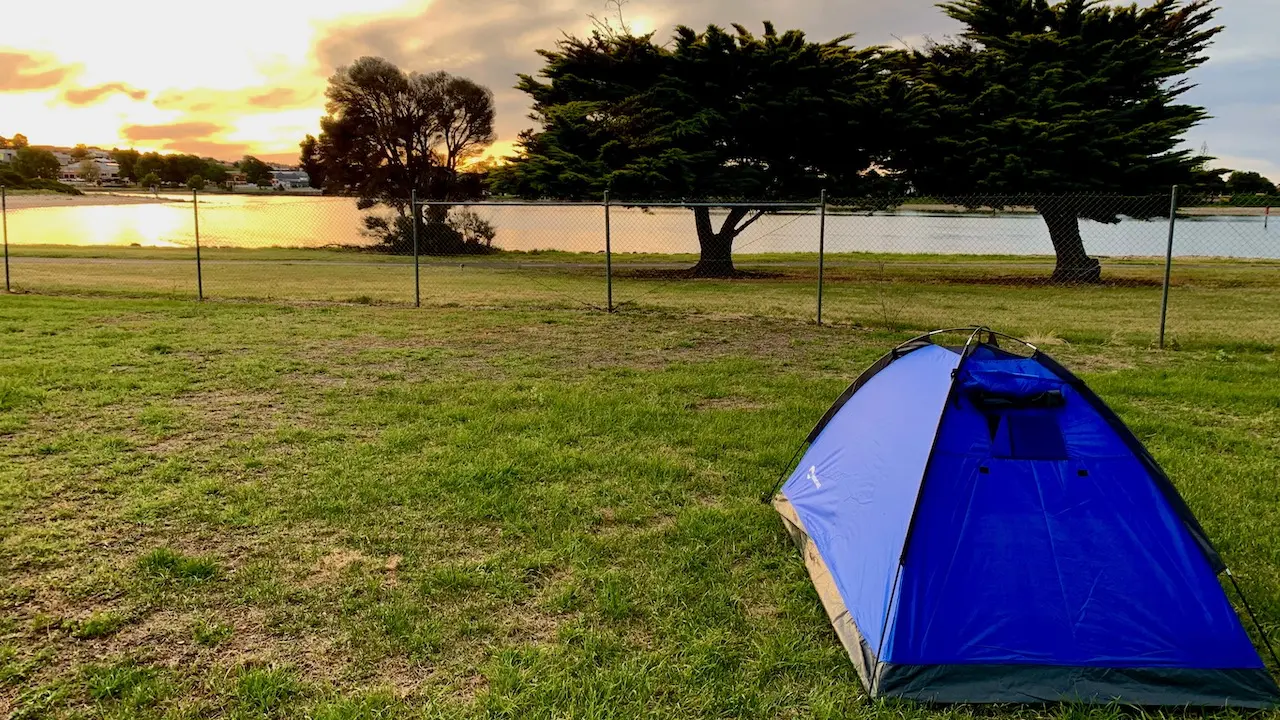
[[772, 328, 1279, 707]]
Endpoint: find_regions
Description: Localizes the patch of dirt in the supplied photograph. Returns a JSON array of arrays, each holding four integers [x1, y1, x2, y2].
[[742, 597, 779, 620], [1051, 349, 1141, 373], [1022, 333, 1069, 347], [929, 274, 1166, 289], [613, 268, 787, 281], [384, 555, 403, 587], [368, 657, 441, 700], [307, 548, 371, 587], [450, 672, 491, 703], [500, 600, 568, 647], [172, 390, 282, 425], [138, 389, 295, 455], [692, 397, 766, 411], [591, 512, 677, 538]]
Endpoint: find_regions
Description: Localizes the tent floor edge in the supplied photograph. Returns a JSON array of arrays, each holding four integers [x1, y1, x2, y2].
[[774, 494, 881, 696], [875, 662, 1280, 709]]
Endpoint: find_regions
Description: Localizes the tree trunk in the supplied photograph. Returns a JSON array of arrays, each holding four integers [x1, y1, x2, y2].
[[1037, 205, 1101, 283], [690, 207, 748, 277]]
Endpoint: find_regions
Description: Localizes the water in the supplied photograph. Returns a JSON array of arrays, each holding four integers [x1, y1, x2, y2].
[[5, 193, 1276, 259]]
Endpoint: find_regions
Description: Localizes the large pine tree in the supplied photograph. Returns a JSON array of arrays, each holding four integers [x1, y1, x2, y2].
[[892, 0, 1221, 282]]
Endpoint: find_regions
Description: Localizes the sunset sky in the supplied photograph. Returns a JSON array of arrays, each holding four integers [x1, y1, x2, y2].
[[2, 0, 1277, 176]]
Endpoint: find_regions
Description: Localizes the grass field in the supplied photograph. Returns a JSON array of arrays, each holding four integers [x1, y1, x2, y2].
[[4, 245, 1280, 350], [1, 285, 1279, 719]]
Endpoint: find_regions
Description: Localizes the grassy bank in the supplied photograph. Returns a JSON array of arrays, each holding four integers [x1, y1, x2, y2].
[[1, 294, 1279, 718]]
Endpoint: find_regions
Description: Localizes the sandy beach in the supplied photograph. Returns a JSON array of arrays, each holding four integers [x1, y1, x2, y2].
[[2, 192, 175, 210]]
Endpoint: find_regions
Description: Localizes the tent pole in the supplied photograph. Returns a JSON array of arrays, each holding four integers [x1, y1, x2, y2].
[[870, 564, 903, 698], [1226, 569, 1280, 672], [897, 328, 985, 563], [761, 441, 808, 504]]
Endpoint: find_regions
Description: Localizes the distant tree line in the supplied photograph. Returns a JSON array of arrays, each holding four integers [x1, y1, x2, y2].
[[0, 135, 285, 194], [113, 150, 273, 189]]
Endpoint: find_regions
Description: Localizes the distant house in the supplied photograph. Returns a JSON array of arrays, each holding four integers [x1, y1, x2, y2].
[[0, 148, 16, 164], [270, 170, 310, 189], [60, 158, 120, 183]]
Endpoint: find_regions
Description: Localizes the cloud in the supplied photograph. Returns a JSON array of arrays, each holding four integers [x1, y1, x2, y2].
[[61, 82, 148, 105], [1209, 155, 1280, 184], [122, 122, 223, 142], [247, 87, 317, 108], [159, 139, 253, 159], [0, 50, 79, 91], [1183, 55, 1280, 175], [154, 85, 320, 113]]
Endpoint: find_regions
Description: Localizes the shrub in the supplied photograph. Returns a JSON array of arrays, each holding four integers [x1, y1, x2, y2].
[[362, 207, 499, 255]]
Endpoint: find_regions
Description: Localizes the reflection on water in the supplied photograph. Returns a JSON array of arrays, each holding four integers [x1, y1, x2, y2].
[[9, 198, 196, 248], [5, 193, 1277, 259]]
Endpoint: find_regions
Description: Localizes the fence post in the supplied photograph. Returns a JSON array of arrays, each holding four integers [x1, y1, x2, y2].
[[604, 190, 613, 313], [2, 185, 9, 293], [1158, 185, 1179, 349], [412, 190, 420, 308], [193, 188, 203, 301], [817, 190, 827, 326]]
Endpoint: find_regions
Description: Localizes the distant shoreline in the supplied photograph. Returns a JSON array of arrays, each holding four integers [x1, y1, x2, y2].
[[3, 192, 173, 210]]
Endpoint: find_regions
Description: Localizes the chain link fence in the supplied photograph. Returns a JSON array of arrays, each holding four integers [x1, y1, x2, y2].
[[1, 186, 1276, 347]]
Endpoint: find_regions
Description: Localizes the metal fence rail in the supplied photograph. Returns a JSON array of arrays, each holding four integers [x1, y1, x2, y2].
[[1, 185, 1276, 348]]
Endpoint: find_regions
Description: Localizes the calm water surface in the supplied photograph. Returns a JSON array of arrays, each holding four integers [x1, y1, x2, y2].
[[6, 193, 1277, 259]]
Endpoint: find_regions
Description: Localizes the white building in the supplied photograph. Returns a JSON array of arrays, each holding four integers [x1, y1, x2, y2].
[[0, 148, 16, 164], [270, 170, 311, 189], [60, 158, 120, 184]]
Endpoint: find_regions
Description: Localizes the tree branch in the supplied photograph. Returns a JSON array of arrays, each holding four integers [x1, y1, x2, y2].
[[718, 206, 751, 236], [734, 209, 767, 235]]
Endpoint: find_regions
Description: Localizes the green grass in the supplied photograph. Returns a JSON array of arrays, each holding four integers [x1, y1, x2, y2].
[[137, 547, 222, 583], [0, 291, 1278, 718], [4, 244, 1279, 348], [73, 611, 130, 639], [192, 617, 234, 647]]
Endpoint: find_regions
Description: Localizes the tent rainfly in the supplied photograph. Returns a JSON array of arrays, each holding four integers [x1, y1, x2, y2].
[[773, 328, 1280, 707]]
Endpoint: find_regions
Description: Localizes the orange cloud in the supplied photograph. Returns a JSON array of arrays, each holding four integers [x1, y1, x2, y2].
[[248, 87, 318, 108], [61, 82, 147, 105], [160, 139, 252, 159], [122, 122, 222, 142], [154, 85, 319, 113], [0, 50, 78, 91], [254, 151, 303, 165]]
